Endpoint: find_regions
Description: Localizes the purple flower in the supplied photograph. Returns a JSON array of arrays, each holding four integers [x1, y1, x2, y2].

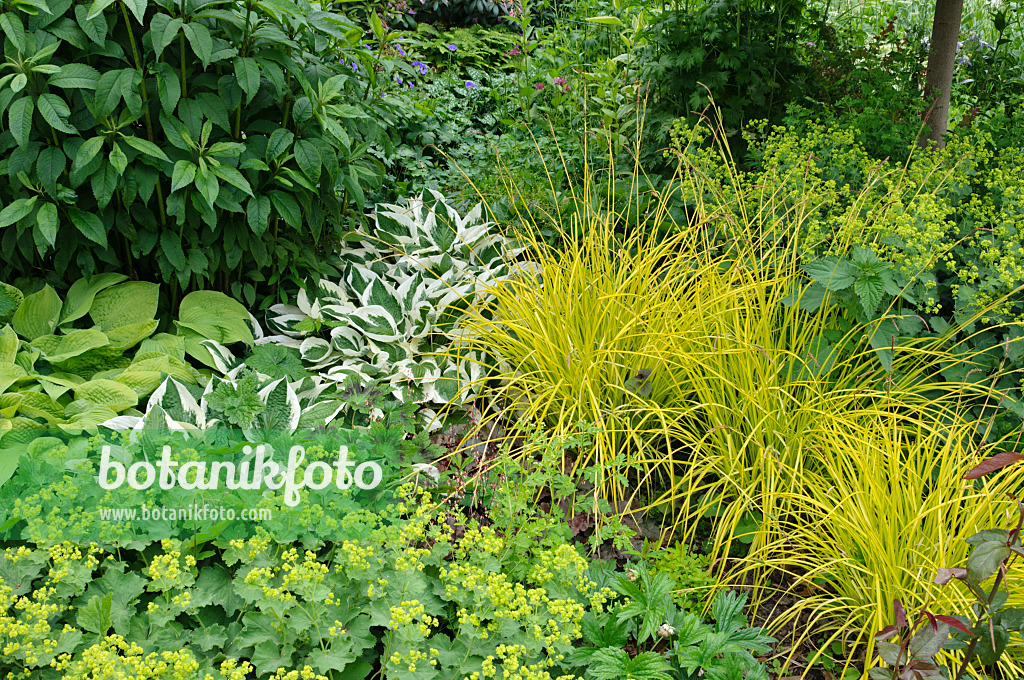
[[396, 76, 403, 84], [408, 81, 414, 89], [351, 62, 359, 71], [553, 76, 566, 86], [535, 83, 544, 90], [806, 41, 816, 47], [447, 43, 457, 51], [412, 60, 428, 75], [466, 80, 477, 87], [397, 44, 407, 56]]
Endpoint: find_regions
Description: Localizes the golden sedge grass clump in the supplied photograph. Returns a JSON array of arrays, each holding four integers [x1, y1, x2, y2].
[[448, 113, 1024, 675]]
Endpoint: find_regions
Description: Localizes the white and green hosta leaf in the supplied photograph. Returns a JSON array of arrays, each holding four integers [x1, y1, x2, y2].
[[329, 327, 364, 357], [299, 337, 333, 365], [348, 305, 401, 343], [253, 377, 301, 431]]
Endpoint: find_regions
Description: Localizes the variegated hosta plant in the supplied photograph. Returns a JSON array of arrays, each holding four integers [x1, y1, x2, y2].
[[264, 190, 532, 406]]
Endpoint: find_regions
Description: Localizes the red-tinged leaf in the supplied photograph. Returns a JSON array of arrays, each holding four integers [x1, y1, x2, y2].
[[894, 599, 907, 628], [935, 616, 974, 637], [925, 611, 938, 633], [934, 568, 967, 585], [875, 625, 899, 641], [965, 452, 1024, 480]]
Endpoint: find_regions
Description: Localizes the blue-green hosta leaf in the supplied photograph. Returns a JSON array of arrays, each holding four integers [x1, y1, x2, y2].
[[347, 306, 401, 343], [89, 281, 159, 331], [74, 379, 139, 412], [32, 329, 110, 363], [12, 285, 62, 341]]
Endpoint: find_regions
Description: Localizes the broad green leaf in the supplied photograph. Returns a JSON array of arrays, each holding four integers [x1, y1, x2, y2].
[[35, 202, 58, 248], [269, 191, 300, 228], [0, 14, 26, 52], [293, 139, 320, 183], [48, 63, 101, 89], [73, 137, 104, 173], [266, 128, 293, 160], [0, 286, 24, 325], [36, 93, 77, 134], [105, 320, 158, 351], [176, 290, 253, 345], [36, 147, 66, 197], [32, 328, 109, 363], [108, 142, 128, 175], [85, 0, 116, 20], [89, 281, 159, 331], [0, 325, 18, 363], [804, 257, 856, 291], [154, 61, 180, 114], [182, 22, 212, 66], [587, 14, 624, 26], [12, 285, 61, 341], [233, 56, 260, 104], [68, 207, 108, 248], [0, 197, 37, 228], [149, 15, 182, 60], [122, 135, 171, 162], [74, 378, 139, 411], [170, 160, 197, 192], [60, 273, 128, 325], [246, 196, 270, 236], [0, 363, 27, 394], [8, 97, 34, 147], [137, 333, 185, 361], [160, 231, 187, 270], [211, 165, 252, 196], [854, 275, 885, 315], [194, 166, 219, 207], [122, 0, 146, 23]]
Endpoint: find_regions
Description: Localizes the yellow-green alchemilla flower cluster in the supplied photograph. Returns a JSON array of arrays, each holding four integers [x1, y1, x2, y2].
[[2, 484, 620, 680], [665, 117, 1024, 326]]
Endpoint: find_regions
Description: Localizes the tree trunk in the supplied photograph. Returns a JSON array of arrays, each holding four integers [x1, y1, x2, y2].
[[919, 0, 964, 149]]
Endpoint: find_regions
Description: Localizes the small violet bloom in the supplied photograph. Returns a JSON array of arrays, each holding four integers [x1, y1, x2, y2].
[[535, 83, 544, 90], [396, 44, 407, 56], [412, 60, 428, 75], [466, 80, 477, 88], [553, 76, 566, 86], [447, 43, 458, 51]]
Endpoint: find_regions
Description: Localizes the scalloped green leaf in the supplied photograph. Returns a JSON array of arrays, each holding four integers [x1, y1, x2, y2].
[[89, 281, 159, 331], [12, 285, 62, 341], [31, 328, 110, 363]]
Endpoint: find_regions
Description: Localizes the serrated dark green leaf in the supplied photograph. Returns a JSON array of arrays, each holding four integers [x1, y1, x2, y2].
[[68, 207, 108, 247], [182, 22, 212, 66], [36, 147, 66, 197], [233, 56, 260, 104], [247, 195, 270, 236], [9, 96, 34, 147], [35, 202, 58, 248], [48, 62, 101, 89]]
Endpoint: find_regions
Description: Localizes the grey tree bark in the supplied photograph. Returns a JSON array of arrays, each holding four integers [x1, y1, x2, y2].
[[920, 0, 965, 149]]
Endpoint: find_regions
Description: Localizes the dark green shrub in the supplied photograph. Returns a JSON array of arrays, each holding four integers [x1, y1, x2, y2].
[[0, 0, 399, 307], [640, 0, 810, 151]]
